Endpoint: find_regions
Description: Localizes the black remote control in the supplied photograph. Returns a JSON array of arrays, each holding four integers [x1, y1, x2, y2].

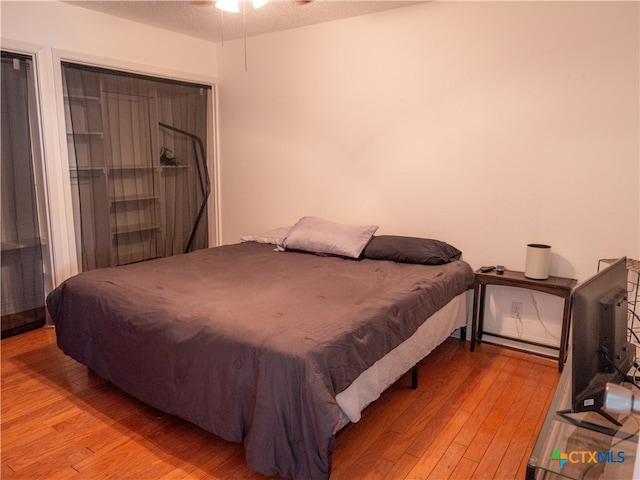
[[480, 266, 495, 273]]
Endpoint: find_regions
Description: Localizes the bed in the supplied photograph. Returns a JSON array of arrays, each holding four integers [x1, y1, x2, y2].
[[47, 218, 474, 479]]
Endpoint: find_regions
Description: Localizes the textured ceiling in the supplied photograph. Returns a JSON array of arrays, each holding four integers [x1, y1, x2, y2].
[[65, 0, 424, 43]]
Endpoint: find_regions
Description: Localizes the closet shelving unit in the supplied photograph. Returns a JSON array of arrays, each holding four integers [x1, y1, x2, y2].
[[65, 83, 193, 268]]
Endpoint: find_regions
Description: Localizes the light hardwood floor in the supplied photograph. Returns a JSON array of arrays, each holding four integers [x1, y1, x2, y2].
[[1, 327, 559, 479]]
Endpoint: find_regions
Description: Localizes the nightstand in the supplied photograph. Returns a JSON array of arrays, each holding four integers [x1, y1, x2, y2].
[[470, 268, 577, 372]]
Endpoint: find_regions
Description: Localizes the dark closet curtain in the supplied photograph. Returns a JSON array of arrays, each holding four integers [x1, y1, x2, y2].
[[62, 63, 210, 271], [1, 51, 46, 338]]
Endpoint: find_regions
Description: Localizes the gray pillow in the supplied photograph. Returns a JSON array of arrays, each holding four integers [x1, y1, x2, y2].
[[283, 216, 378, 259], [362, 235, 462, 265]]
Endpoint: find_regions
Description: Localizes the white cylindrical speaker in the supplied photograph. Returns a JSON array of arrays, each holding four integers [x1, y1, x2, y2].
[[524, 244, 551, 280]]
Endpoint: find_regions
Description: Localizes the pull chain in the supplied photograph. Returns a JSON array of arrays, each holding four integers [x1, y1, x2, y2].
[[243, 0, 248, 71]]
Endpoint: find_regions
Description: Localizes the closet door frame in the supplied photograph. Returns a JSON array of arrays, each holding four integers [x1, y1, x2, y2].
[[50, 48, 219, 284]]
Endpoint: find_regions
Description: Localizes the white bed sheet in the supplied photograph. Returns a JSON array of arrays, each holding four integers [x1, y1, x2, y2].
[[336, 290, 469, 426]]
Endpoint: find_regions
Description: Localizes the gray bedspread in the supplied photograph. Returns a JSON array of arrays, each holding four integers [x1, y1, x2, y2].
[[47, 242, 474, 479]]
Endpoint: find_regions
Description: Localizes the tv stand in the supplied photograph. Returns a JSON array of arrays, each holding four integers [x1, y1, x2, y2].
[[527, 357, 638, 479]]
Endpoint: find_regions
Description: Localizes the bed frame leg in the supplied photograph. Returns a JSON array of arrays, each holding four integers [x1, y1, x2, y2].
[[411, 326, 466, 391]]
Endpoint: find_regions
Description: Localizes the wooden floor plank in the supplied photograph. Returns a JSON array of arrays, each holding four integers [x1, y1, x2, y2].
[[1, 327, 559, 479], [403, 409, 470, 480], [334, 429, 399, 480], [493, 378, 553, 478], [380, 453, 420, 480], [449, 456, 478, 480], [472, 381, 538, 478], [516, 381, 557, 479], [381, 352, 475, 463], [461, 359, 528, 465], [426, 442, 468, 480]]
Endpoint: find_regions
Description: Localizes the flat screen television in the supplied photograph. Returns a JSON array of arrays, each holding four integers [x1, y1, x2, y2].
[[559, 257, 635, 427]]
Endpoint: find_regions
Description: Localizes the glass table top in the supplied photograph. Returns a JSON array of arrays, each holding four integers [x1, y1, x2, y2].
[[527, 356, 639, 479]]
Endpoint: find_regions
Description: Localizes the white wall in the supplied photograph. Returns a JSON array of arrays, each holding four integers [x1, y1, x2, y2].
[[1, 0, 218, 284], [216, 1, 639, 349], [217, 1, 639, 282], [1, 1, 217, 77]]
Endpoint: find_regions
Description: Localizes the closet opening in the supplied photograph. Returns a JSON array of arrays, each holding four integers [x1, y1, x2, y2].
[[61, 62, 211, 271]]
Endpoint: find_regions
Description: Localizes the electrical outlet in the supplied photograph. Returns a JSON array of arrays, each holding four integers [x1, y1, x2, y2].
[[511, 302, 523, 318]]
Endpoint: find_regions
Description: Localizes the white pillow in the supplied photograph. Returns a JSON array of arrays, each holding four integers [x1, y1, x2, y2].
[[282, 216, 378, 259], [240, 227, 291, 245]]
